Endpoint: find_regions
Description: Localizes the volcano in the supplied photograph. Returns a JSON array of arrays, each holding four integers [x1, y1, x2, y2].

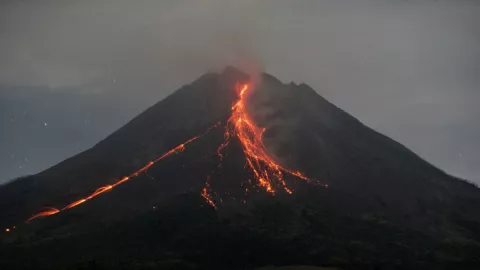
[[1, 67, 479, 270]]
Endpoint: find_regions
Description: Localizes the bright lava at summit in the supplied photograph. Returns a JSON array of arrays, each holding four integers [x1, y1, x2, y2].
[[202, 83, 313, 207]]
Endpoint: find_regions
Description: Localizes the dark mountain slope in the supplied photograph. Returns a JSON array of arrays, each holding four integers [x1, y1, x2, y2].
[[0, 69, 245, 225], [248, 75, 480, 229], [1, 67, 479, 269]]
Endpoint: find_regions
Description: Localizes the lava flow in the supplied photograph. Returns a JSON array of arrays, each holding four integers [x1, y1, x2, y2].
[[3, 123, 219, 231], [26, 207, 60, 223], [4, 80, 316, 233], [205, 82, 312, 205]]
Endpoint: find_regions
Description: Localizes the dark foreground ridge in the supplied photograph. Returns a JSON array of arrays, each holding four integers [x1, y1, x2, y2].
[[1, 67, 479, 269]]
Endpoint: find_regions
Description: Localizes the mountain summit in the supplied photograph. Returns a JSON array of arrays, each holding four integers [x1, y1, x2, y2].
[[1, 67, 479, 269]]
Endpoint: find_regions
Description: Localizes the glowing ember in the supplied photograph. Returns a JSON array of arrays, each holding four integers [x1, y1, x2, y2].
[[201, 186, 216, 209]]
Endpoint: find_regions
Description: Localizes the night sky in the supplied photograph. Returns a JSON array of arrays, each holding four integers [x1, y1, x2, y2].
[[1, 0, 479, 184]]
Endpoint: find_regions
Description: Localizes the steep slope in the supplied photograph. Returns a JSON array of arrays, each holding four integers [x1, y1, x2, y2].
[[248, 74, 480, 228], [1, 67, 479, 269], [0, 69, 242, 226]]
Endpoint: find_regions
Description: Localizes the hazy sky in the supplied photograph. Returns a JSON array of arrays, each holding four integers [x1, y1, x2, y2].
[[1, 0, 479, 184]]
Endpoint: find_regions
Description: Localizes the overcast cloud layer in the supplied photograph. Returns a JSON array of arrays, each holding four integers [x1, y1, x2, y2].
[[1, 0, 479, 184]]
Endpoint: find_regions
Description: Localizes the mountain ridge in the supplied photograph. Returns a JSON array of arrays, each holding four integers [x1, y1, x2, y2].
[[1, 67, 480, 269]]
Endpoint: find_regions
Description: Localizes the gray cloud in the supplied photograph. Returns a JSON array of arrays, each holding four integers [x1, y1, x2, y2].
[[1, 0, 479, 183]]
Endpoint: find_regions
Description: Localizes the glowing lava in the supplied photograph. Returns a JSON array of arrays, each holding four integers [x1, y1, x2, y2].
[[208, 82, 311, 202], [5, 80, 317, 232], [201, 178, 216, 208], [26, 207, 60, 223], [19, 123, 219, 225]]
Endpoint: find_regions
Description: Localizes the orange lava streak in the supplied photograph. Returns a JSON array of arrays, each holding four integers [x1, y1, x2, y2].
[[112, 176, 130, 188], [226, 83, 308, 194], [23, 124, 219, 224], [204, 82, 310, 206], [62, 199, 87, 210], [26, 207, 60, 223]]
